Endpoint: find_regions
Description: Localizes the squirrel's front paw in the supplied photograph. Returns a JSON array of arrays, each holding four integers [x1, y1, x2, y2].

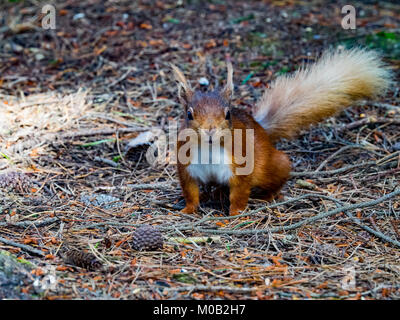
[[181, 205, 197, 214], [229, 209, 241, 216], [229, 205, 246, 216]]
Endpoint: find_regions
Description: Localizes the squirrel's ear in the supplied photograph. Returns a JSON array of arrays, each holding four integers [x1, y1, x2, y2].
[[221, 60, 234, 100], [171, 64, 193, 106]]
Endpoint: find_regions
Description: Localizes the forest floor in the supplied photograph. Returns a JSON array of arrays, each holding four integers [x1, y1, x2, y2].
[[0, 0, 399, 299]]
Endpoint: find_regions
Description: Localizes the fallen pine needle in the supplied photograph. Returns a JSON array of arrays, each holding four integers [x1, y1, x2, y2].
[[168, 236, 221, 244]]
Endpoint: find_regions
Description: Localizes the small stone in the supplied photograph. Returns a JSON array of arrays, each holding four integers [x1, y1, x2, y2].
[[73, 13, 85, 20], [5, 42, 24, 53], [198, 77, 209, 86], [35, 53, 45, 61]]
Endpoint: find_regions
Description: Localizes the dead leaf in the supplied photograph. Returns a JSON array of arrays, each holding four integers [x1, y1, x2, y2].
[[140, 23, 152, 30]]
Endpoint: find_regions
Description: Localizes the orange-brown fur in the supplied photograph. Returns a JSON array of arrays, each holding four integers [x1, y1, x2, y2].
[[176, 91, 291, 215], [172, 48, 391, 216]]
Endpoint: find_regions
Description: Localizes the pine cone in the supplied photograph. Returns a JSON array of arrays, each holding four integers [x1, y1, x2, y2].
[[63, 249, 102, 271], [0, 172, 31, 193], [132, 225, 163, 251]]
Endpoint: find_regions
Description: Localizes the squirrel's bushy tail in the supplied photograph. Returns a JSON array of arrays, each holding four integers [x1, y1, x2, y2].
[[253, 48, 392, 142]]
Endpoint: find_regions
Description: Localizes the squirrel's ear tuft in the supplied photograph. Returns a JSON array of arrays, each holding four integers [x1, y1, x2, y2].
[[224, 107, 231, 120], [171, 64, 193, 106], [221, 60, 234, 100]]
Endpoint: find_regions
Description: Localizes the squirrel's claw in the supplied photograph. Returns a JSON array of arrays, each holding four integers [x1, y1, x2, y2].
[[181, 205, 197, 214], [229, 208, 244, 216]]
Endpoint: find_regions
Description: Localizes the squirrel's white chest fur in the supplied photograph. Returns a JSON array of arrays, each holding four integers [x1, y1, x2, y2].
[[187, 145, 232, 185]]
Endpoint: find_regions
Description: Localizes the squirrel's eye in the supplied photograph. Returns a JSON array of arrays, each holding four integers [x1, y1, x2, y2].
[[187, 110, 194, 120], [225, 110, 231, 120]]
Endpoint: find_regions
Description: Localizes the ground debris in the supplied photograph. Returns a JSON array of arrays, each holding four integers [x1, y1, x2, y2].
[[0, 0, 399, 300]]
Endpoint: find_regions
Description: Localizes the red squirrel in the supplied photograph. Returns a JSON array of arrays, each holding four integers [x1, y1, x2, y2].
[[171, 48, 392, 216]]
